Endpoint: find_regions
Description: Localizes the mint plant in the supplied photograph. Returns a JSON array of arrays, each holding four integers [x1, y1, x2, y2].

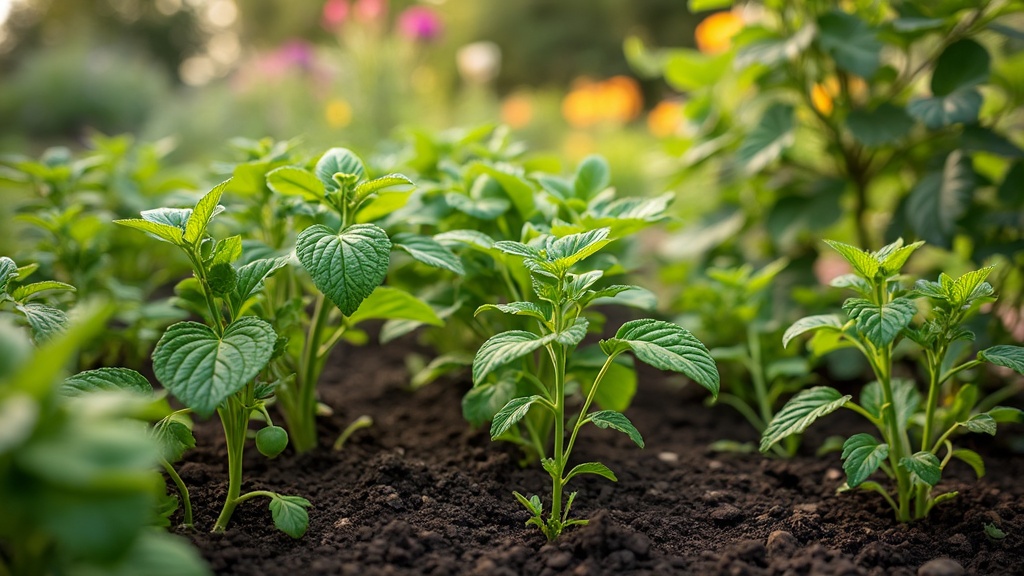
[[0, 256, 75, 343], [116, 182, 310, 536], [762, 239, 1024, 521], [473, 228, 719, 539]]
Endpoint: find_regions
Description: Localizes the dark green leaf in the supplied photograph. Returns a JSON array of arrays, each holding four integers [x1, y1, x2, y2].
[[846, 104, 914, 147], [391, 232, 465, 275], [899, 451, 941, 486], [737, 104, 794, 173], [842, 297, 918, 348], [842, 433, 889, 488], [269, 494, 311, 539], [817, 11, 881, 77], [490, 395, 547, 438], [574, 155, 611, 200], [296, 224, 391, 316], [979, 345, 1024, 375], [462, 374, 518, 427], [959, 413, 996, 435], [951, 448, 985, 478], [907, 90, 982, 129], [315, 148, 364, 192], [931, 39, 990, 96], [588, 410, 644, 448], [152, 413, 196, 463], [600, 319, 719, 396], [906, 151, 975, 247]]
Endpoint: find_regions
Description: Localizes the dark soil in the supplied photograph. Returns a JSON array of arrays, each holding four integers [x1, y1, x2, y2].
[[176, 333, 1024, 575]]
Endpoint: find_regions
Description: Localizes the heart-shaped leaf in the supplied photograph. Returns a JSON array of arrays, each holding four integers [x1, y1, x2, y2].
[[600, 319, 719, 396], [296, 224, 391, 316], [315, 148, 365, 192], [153, 317, 277, 416]]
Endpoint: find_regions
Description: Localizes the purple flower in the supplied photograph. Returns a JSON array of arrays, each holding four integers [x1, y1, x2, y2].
[[398, 6, 443, 42]]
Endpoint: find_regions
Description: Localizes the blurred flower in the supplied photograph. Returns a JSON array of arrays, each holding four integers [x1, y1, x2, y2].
[[811, 83, 833, 116], [501, 92, 533, 129], [325, 98, 353, 128], [457, 42, 501, 84], [813, 252, 851, 285], [561, 76, 642, 128], [647, 100, 685, 138], [695, 12, 744, 54], [322, 0, 349, 30], [398, 6, 443, 42], [563, 132, 596, 162], [355, 0, 387, 22]]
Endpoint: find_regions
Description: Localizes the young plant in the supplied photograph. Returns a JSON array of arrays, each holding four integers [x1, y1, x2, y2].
[[116, 182, 311, 536], [762, 239, 1024, 521], [0, 256, 76, 343], [473, 228, 719, 540]]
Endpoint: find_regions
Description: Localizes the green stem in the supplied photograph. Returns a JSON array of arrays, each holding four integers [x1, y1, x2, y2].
[[213, 393, 251, 532], [161, 459, 193, 528], [710, 392, 766, 432], [234, 490, 277, 505], [289, 293, 333, 453], [548, 342, 567, 539], [921, 350, 944, 451], [747, 326, 774, 427], [332, 415, 374, 451], [564, 353, 618, 459]]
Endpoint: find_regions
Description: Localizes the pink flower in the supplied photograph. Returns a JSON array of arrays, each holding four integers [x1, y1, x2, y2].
[[355, 0, 386, 22], [398, 6, 443, 42], [322, 0, 349, 29]]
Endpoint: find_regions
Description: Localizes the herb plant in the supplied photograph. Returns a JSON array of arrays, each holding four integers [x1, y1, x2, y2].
[[762, 239, 1024, 521], [473, 228, 719, 539], [0, 256, 75, 343], [116, 182, 311, 536]]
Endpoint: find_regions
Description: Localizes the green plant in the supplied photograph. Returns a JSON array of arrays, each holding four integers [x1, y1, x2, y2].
[[0, 304, 209, 576], [115, 182, 310, 536], [0, 256, 75, 343], [762, 238, 1024, 521], [473, 228, 719, 540]]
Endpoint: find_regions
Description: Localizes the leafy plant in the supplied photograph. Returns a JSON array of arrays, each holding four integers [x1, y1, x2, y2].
[[763, 239, 1024, 521], [0, 304, 209, 576], [473, 227, 719, 539], [0, 256, 76, 343], [116, 182, 310, 536]]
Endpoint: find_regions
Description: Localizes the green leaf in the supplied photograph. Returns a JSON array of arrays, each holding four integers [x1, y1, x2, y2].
[[296, 224, 391, 316], [931, 39, 990, 96], [140, 207, 192, 229], [469, 164, 536, 218], [16, 303, 67, 341], [878, 240, 924, 275], [687, 0, 732, 11], [760, 387, 851, 452], [152, 318, 277, 417], [230, 256, 288, 310], [860, 379, 920, 426], [987, 406, 1024, 423], [266, 166, 323, 202], [737, 104, 794, 173], [353, 174, 413, 205], [842, 297, 918, 348], [588, 410, 645, 448], [184, 180, 228, 245], [782, 315, 843, 348], [475, 301, 549, 321], [315, 148, 364, 192], [268, 494, 311, 539], [735, 25, 816, 69], [153, 413, 196, 463], [950, 266, 995, 306], [574, 155, 610, 200], [444, 193, 511, 220], [474, 330, 552, 384], [899, 451, 941, 486], [662, 49, 731, 91], [0, 256, 17, 292], [979, 345, 1024, 375], [10, 280, 76, 301], [346, 286, 443, 327], [114, 219, 184, 245], [842, 433, 889, 488], [391, 232, 465, 275], [600, 319, 719, 396], [544, 228, 612, 269], [573, 348, 637, 412], [951, 448, 985, 479], [494, 240, 541, 259], [907, 90, 982, 129], [906, 151, 975, 247], [817, 11, 881, 78], [564, 462, 617, 483], [61, 368, 152, 397], [959, 413, 996, 435], [823, 239, 880, 278], [490, 395, 547, 439], [462, 374, 518, 427], [846, 104, 914, 147], [434, 229, 496, 251]]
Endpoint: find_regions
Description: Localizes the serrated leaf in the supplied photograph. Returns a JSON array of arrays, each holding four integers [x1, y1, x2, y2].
[[490, 395, 547, 439], [588, 410, 644, 448], [114, 219, 184, 245], [817, 11, 881, 78], [266, 166, 323, 201], [0, 257, 17, 292], [847, 104, 914, 147], [152, 318, 277, 417], [843, 297, 917, 348], [842, 433, 889, 488], [959, 413, 996, 435], [906, 151, 975, 247], [738, 104, 794, 173], [878, 240, 924, 275], [600, 319, 718, 396], [184, 180, 228, 244], [315, 148, 364, 192], [268, 494, 311, 539], [544, 228, 612, 269], [61, 368, 152, 397], [907, 90, 982, 129], [230, 256, 288, 310], [353, 174, 413, 205], [782, 315, 843, 348], [462, 374, 518, 427], [140, 207, 192, 229], [565, 270, 604, 302], [296, 224, 391, 316], [899, 451, 941, 486], [761, 387, 851, 452], [16, 303, 67, 341], [951, 266, 995, 306], [574, 155, 610, 200], [346, 286, 443, 327], [951, 448, 985, 478], [932, 39, 990, 96], [391, 233, 465, 275], [475, 301, 549, 321], [824, 239, 879, 278], [494, 240, 541, 259], [979, 345, 1024, 374], [10, 281, 76, 301], [474, 328, 564, 384], [564, 462, 617, 483], [831, 274, 872, 295]]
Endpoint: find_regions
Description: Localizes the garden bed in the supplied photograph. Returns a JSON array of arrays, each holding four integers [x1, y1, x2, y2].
[[177, 335, 1024, 575]]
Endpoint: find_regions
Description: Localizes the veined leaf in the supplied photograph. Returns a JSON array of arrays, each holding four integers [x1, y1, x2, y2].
[[475, 301, 549, 322], [600, 319, 719, 396], [315, 148, 364, 192], [230, 256, 288, 311], [0, 257, 17, 293], [152, 413, 196, 463], [899, 451, 941, 486], [738, 104, 794, 173], [760, 387, 850, 452], [494, 240, 541, 259], [434, 229, 496, 251], [10, 281, 76, 302], [184, 180, 228, 245], [824, 239, 879, 278], [296, 224, 391, 316], [114, 219, 184, 245], [831, 274, 872, 296], [588, 410, 644, 448], [978, 345, 1024, 375], [353, 173, 414, 205], [564, 461, 617, 483], [842, 297, 917, 348], [841, 433, 889, 488], [268, 495, 311, 539], [462, 374, 518, 427], [782, 315, 843, 348], [951, 266, 995, 306], [490, 395, 547, 439], [140, 207, 191, 229], [565, 270, 604, 302], [16, 303, 67, 341], [474, 329, 559, 384], [391, 232, 465, 275], [62, 368, 152, 397], [346, 286, 443, 327], [574, 155, 611, 200], [152, 318, 277, 416], [951, 448, 985, 479], [958, 413, 996, 435], [266, 166, 323, 202], [544, 228, 612, 269], [906, 151, 975, 247], [877, 240, 924, 275]]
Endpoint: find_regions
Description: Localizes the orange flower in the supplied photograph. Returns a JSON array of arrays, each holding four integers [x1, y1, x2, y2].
[[561, 76, 643, 128], [695, 12, 744, 54], [501, 93, 534, 129], [811, 83, 833, 116], [647, 100, 685, 138]]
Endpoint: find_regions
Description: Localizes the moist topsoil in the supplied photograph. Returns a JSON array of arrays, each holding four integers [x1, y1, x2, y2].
[[176, 332, 1024, 575]]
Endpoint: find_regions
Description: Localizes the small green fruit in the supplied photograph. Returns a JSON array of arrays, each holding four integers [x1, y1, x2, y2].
[[256, 425, 288, 458]]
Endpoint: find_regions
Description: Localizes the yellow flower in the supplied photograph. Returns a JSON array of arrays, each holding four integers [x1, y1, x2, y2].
[[325, 98, 352, 128], [695, 12, 744, 55], [811, 83, 833, 116], [561, 76, 643, 128], [501, 93, 533, 129], [647, 100, 685, 138]]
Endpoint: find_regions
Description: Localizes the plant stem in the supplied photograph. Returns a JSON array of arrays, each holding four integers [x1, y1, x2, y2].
[[332, 415, 374, 450], [161, 459, 193, 528], [213, 393, 251, 533], [289, 293, 332, 453], [549, 342, 567, 539], [747, 326, 774, 427]]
